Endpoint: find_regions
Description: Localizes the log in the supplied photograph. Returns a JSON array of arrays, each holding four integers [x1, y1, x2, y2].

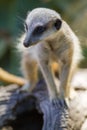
[[0, 81, 70, 130], [0, 83, 43, 130], [0, 69, 87, 130]]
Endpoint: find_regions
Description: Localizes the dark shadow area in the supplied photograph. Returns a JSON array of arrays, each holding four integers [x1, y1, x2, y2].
[[7, 109, 43, 130]]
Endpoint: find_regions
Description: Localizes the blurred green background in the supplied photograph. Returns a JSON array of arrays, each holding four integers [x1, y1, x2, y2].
[[0, 0, 87, 78]]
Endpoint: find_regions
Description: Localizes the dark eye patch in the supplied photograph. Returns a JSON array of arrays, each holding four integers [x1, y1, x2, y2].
[[24, 23, 28, 31], [54, 19, 62, 30], [33, 26, 46, 35]]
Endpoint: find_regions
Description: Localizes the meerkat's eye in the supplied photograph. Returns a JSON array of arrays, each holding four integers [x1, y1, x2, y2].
[[24, 23, 28, 31], [54, 19, 62, 30], [33, 26, 46, 35]]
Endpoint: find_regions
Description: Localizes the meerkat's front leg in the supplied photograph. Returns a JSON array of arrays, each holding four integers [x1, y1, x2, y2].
[[36, 44, 59, 100], [58, 47, 74, 104], [38, 59, 59, 100], [59, 61, 74, 107], [21, 52, 38, 92], [59, 63, 72, 99]]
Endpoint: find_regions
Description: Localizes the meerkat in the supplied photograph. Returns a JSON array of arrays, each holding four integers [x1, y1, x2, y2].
[[19, 8, 82, 101]]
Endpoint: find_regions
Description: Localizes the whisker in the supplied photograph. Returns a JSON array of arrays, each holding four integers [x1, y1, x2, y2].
[[16, 15, 25, 25]]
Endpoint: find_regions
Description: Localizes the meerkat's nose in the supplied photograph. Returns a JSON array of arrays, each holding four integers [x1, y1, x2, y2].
[[23, 33, 31, 47], [23, 41, 29, 47]]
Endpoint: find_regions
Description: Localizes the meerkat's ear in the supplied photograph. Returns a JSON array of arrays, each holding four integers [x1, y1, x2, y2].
[[54, 19, 62, 30]]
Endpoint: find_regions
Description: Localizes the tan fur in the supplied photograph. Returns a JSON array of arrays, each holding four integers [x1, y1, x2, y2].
[[18, 8, 82, 100]]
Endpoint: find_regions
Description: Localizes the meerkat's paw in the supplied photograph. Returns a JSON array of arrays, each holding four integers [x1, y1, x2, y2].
[[21, 82, 34, 93], [57, 98, 68, 108], [58, 94, 69, 108]]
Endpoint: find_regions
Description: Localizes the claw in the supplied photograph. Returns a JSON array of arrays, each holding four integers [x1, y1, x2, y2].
[[65, 98, 69, 108], [58, 98, 69, 109]]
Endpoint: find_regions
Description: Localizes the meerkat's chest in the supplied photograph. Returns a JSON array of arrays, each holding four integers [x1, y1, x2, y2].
[[42, 42, 59, 61]]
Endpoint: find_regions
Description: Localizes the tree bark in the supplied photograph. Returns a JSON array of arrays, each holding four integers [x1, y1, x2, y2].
[[0, 80, 70, 130], [0, 69, 87, 130]]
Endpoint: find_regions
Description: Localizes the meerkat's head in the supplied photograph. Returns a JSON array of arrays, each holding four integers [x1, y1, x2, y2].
[[23, 8, 62, 47]]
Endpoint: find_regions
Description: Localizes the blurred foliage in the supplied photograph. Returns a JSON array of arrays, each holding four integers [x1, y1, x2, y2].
[[0, 0, 87, 78]]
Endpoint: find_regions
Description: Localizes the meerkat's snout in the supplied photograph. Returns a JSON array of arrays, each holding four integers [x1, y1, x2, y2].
[[23, 31, 32, 47], [23, 38, 30, 47], [23, 25, 46, 47]]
